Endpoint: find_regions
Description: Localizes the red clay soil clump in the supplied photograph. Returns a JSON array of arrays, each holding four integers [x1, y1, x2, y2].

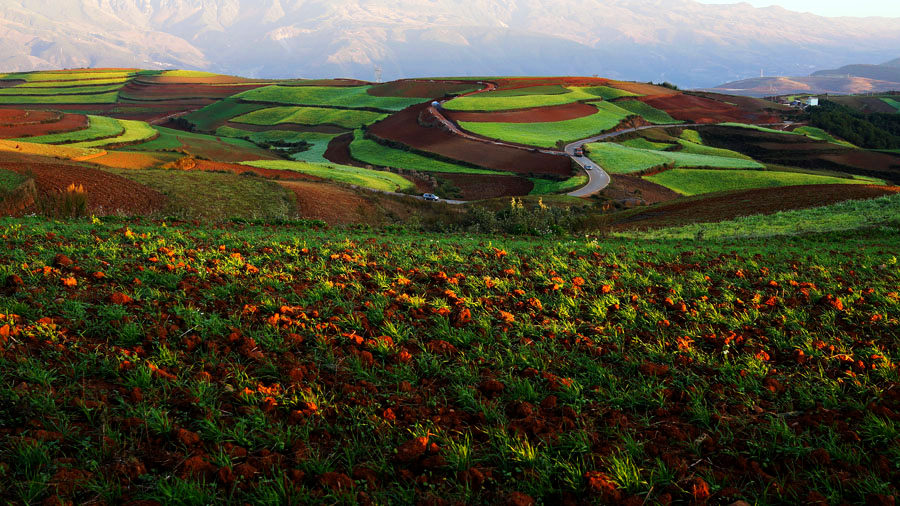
[[637, 94, 780, 124], [0, 154, 165, 216], [323, 133, 356, 166], [445, 102, 598, 123], [613, 184, 900, 230], [369, 104, 571, 177], [0, 110, 89, 139], [435, 172, 534, 200]]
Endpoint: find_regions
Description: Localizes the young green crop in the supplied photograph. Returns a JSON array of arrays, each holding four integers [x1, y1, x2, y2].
[[444, 87, 615, 112], [231, 106, 386, 129], [184, 99, 271, 132], [461, 102, 634, 147], [349, 130, 504, 175], [528, 175, 589, 194], [612, 100, 680, 124], [70, 120, 157, 148], [586, 142, 672, 174], [237, 85, 425, 112], [241, 159, 415, 192], [646, 168, 872, 196], [14, 115, 123, 144]]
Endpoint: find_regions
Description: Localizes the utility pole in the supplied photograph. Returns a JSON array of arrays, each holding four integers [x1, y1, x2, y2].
[[374, 67, 383, 83]]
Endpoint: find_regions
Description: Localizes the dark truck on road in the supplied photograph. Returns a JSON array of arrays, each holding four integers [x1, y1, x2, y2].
[[574, 147, 584, 157]]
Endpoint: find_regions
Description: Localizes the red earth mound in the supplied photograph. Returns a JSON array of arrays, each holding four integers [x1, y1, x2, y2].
[[0, 109, 60, 125], [0, 112, 89, 139], [368, 104, 572, 177], [280, 181, 382, 224], [444, 102, 598, 123], [367, 80, 480, 98], [323, 133, 357, 166], [637, 94, 781, 124], [118, 81, 267, 101], [435, 172, 534, 200], [0, 152, 166, 215], [614, 184, 900, 230]]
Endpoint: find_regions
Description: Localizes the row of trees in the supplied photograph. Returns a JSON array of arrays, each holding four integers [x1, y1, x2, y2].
[[808, 101, 900, 150]]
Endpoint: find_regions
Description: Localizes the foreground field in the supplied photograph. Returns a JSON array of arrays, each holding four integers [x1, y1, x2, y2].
[[0, 217, 897, 505]]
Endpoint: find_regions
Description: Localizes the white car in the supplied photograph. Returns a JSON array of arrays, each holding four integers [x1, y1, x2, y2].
[[422, 193, 440, 202], [584, 165, 593, 170]]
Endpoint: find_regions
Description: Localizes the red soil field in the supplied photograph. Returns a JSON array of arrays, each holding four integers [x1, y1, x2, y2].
[[689, 91, 791, 113], [169, 158, 323, 181], [323, 133, 356, 166], [0, 152, 166, 215], [434, 172, 534, 200], [0, 113, 89, 139], [606, 80, 679, 96], [0, 109, 60, 125], [445, 102, 598, 123], [118, 81, 267, 101], [491, 77, 611, 91], [367, 80, 480, 98], [637, 94, 781, 124], [280, 180, 383, 224], [614, 184, 900, 230], [599, 174, 682, 205], [368, 104, 572, 177]]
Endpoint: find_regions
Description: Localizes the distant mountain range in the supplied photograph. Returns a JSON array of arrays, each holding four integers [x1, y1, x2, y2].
[[2, 0, 900, 88], [708, 58, 900, 97]]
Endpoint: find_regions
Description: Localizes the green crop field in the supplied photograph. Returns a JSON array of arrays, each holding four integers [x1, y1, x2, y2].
[[16, 78, 131, 88], [680, 129, 703, 144], [216, 126, 339, 163], [160, 70, 222, 78], [232, 106, 386, 129], [70, 120, 157, 148], [645, 168, 872, 196], [880, 98, 900, 112], [1, 71, 134, 82], [675, 140, 755, 160], [461, 102, 634, 147], [0, 91, 119, 104], [529, 174, 589, 194], [619, 138, 673, 150], [581, 86, 640, 100], [0, 169, 25, 192], [793, 126, 857, 148], [184, 99, 271, 132], [718, 122, 795, 135], [0, 211, 897, 505], [14, 115, 123, 144], [127, 126, 264, 153], [348, 131, 504, 175], [0, 83, 126, 96], [237, 86, 425, 112], [242, 160, 415, 192], [587, 142, 672, 174], [618, 192, 900, 240], [613, 100, 680, 124], [483, 85, 572, 97], [444, 87, 610, 112]]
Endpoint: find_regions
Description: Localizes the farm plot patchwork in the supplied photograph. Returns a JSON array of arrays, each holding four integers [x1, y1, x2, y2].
[[216, 127, 339, 163], [68, 120, 157, 148], [126, 127, 279, 162], [242, 159, 415, 192], [444, 87, 610, 112], [184, 99, 272, 132], [348, 131, 505, 175], [461, 102, 636, 148], [613, 100, 680, 124], [14, 115, 123, 144], [0, 218, 898, 505], [237, 86, 426, 112], [231, 106, 386, 130], [366, 80, 480, 98], [645, 168, 873, 196]]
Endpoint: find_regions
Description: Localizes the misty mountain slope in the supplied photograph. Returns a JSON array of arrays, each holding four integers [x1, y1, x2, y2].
[[1, 0, 899, 87]]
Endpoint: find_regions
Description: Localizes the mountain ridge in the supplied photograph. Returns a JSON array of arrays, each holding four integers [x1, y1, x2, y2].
[[2, 0, 900, 87]]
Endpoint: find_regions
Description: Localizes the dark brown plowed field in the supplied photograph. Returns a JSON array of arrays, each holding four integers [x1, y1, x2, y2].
[[599, 174, 682, 205], [368, 80, 480, 98], [492, 77, 611, 90], [613, 184, 900, 230], [828, 95, 899, 114], [369, 104, 572, 177], [0, 113, 89, 139], [435, 172, 533, 200], [0, 152, 166, 215], [688, 91, 792, 113], [0, 80, 26, 89], [637, 94, 781, 124], [118, 81, 266, 101], [323, 133, 356, 166], [445, 102, 598, 123], [698, 125, 900, 184], [280, 180, 382, 225]]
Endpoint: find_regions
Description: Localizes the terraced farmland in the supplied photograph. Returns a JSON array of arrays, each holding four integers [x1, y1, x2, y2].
[[460, 102, 636, 147], [14, 115, 123, 144], [348, 131, 504, 175], [586, 143, 673, 174], [613, 100, 680, 124], [242, 159, 415, 192], [646, 169, 874, 196], [215, 127, 339, 163], [69, 120, 157, 148], [231, 106, 386, 129], [237, 86, 426, 112], [881, 98, 900, 112], [444, 87, 611, 112]]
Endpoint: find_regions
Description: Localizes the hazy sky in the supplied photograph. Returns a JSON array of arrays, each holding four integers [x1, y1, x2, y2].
[[696, 0, 900, 18]]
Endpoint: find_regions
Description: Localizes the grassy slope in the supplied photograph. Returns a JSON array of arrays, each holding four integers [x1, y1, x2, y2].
[[127, 127, 261, 152], [444, 87, 608, 112], [215, 126, 338, 163], [348, 131, 504, 175], [793, 126, 857, 148], [242, 160, 414, 192], [612, 100, 680, 124], [0, 169, 25, 192], [0, 91, 119, 104], [237, 85, 425, 112], [881, 98, 900, 111], [617, 192, 900, 239], [232, 106, 386, 129], [529, 175, 589, 194], [184, 100, 271, 132], [14, 115, 123, 144], [671, 141, 759, 163], [70, 120, 157, 148], [646, 169, 873, 196], [107, 168, 296, 221], [461, 102, 633, 148], [587, 143, 672, 174]]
